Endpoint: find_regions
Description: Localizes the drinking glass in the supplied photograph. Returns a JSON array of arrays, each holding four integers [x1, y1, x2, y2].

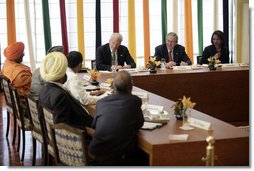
[[181, 109, 193, 130], [161, 58, 166, 70]]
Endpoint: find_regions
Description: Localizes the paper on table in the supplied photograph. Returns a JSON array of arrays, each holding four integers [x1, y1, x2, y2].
[[83, 74, 91, 81], [144, 104, 164, 113], [141, 121, 163, 130], [100, 83, 111, 90], [132, 91, 148, 99], [118, 68, 138, 73], [168, 134, 189, 141], [221, 63, 240, 68], [99, 70, 111, 73], [173, 66, 192, 70], [84, 85, 100, 91]]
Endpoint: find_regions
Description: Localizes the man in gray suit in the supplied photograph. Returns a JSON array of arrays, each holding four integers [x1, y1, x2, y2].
[[89, 71, 145, 165]]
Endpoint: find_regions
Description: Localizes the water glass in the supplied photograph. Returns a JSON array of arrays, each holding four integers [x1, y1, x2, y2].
[[161, 58, 166, 70]]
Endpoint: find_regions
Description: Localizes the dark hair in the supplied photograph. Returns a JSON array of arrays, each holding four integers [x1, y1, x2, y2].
[[211, 30, 226, 48], [67, 51, 83, 68], [47, 46, 64, 54]]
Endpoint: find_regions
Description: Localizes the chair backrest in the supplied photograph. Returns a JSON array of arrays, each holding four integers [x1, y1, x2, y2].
[[26, 94, 44, 143], [9, 84, 30, 129], [91, 59, 96, 69], [42, 106, 55, 147], [1, 75, 15, 114], [50, 123, 89, 166], [9, 84, 22, 121], [197, 55, 202, 65]]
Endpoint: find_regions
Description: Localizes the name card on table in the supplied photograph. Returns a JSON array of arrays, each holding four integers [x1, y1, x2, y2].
[[132, 91, 148, 100], [145, 104, 164, 113], [100, 83, 111, 90], [189, 118, 212, 131], [118, 68, 138, 73], [83, 74, 91, 81], [173, 66, 192, 70], [169, 134, 189, 141]]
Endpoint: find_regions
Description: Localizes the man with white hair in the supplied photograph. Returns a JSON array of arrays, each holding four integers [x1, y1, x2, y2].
[[38, 52, 93, 131], [96, 33, 136, 71]]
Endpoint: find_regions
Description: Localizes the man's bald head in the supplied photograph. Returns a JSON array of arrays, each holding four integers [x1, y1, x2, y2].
[[113, 71, 133, 94]]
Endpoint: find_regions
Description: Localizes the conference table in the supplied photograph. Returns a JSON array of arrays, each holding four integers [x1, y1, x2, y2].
[[83, 80, 249, 166], [134, 87, 249, 166], [92, 66, 249, 126]]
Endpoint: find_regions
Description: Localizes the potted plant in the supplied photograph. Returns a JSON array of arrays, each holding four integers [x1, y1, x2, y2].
[[146, 56, 161, 73], [172, 96, 196, 120]]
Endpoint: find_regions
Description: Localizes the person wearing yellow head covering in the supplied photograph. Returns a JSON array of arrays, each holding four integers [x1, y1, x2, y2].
[[38, 52, 94, 133], [2, 42, 32, 96], [40, 52, 68, 82], [30, 45, 64, 97]]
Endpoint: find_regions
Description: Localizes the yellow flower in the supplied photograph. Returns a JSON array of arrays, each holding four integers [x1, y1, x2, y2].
[[146, 56, 160, 70], [172, 96, 196, 116], [105, 78, 113, 84], [155, 61, 161, 66], [150, 56, 156, 63], [208, 56, 221, 64], [88, 69, 100, 81], [181, 96, 196, 109]]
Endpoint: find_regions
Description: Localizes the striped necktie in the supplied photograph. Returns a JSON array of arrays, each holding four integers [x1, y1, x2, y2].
[[168, 49, 173, 62]]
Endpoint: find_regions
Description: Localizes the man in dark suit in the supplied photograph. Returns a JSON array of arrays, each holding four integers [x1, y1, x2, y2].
[[89, 71, 145, 165], [154, 32, 192, 68], [96, 33, 136, 71], [38, 52, 93, 134]]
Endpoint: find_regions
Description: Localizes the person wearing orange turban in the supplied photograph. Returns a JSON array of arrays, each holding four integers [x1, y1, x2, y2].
[[2, 42, 32, 97]]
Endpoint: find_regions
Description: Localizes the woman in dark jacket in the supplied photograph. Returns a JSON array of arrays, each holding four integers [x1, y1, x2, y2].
[[201, 30, 229, 64]]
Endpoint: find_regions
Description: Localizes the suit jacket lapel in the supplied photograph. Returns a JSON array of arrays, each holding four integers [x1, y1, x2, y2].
[[163, 44, 169, 62]]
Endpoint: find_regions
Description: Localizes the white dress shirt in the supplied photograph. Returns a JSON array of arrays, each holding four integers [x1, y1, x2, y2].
[[64, 68, 107, 105]]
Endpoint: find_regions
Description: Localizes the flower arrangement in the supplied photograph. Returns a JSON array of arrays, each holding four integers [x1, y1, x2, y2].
[[172, 96, 196, 119], [207, 56, 221, 70], [87, 68, 100, 81], [146, 56, 161, 71]]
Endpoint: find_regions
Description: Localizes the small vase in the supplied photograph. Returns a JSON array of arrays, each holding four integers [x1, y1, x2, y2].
[[149, 69, 157, 73], [208, 65, 216, 70], [175, 115, 183, 120], [91, 80, 99, 86]]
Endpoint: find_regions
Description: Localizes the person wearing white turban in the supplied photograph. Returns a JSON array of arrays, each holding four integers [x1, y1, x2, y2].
[[38, 52, 94, 133]]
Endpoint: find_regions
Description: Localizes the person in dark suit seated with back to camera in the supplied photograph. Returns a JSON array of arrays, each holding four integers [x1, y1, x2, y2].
[[201, 30, 229, 64], [96, 33, 136, 71], [88, 70, 145, 166], [38, 52, 94, 135], [154, 32, 192, 69]]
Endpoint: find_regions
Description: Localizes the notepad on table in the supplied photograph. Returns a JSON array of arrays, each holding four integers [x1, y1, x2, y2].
[[168, 134, 189, 141], [84, 85, 100, 91], [141, 121, 164, 130]]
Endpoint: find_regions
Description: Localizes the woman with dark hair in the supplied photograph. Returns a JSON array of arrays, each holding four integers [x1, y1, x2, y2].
[[201, 30, 229, 64]]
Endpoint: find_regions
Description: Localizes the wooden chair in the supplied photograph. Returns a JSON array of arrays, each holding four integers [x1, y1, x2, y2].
[[41, 106, 56, 165], [25, 94, 47, 165], [197, 55, 202, 65], [91, 59, 96, 69], [50, 123, 91, 166], [9, 84, 31, 162], [1, 75, 17, 145]]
